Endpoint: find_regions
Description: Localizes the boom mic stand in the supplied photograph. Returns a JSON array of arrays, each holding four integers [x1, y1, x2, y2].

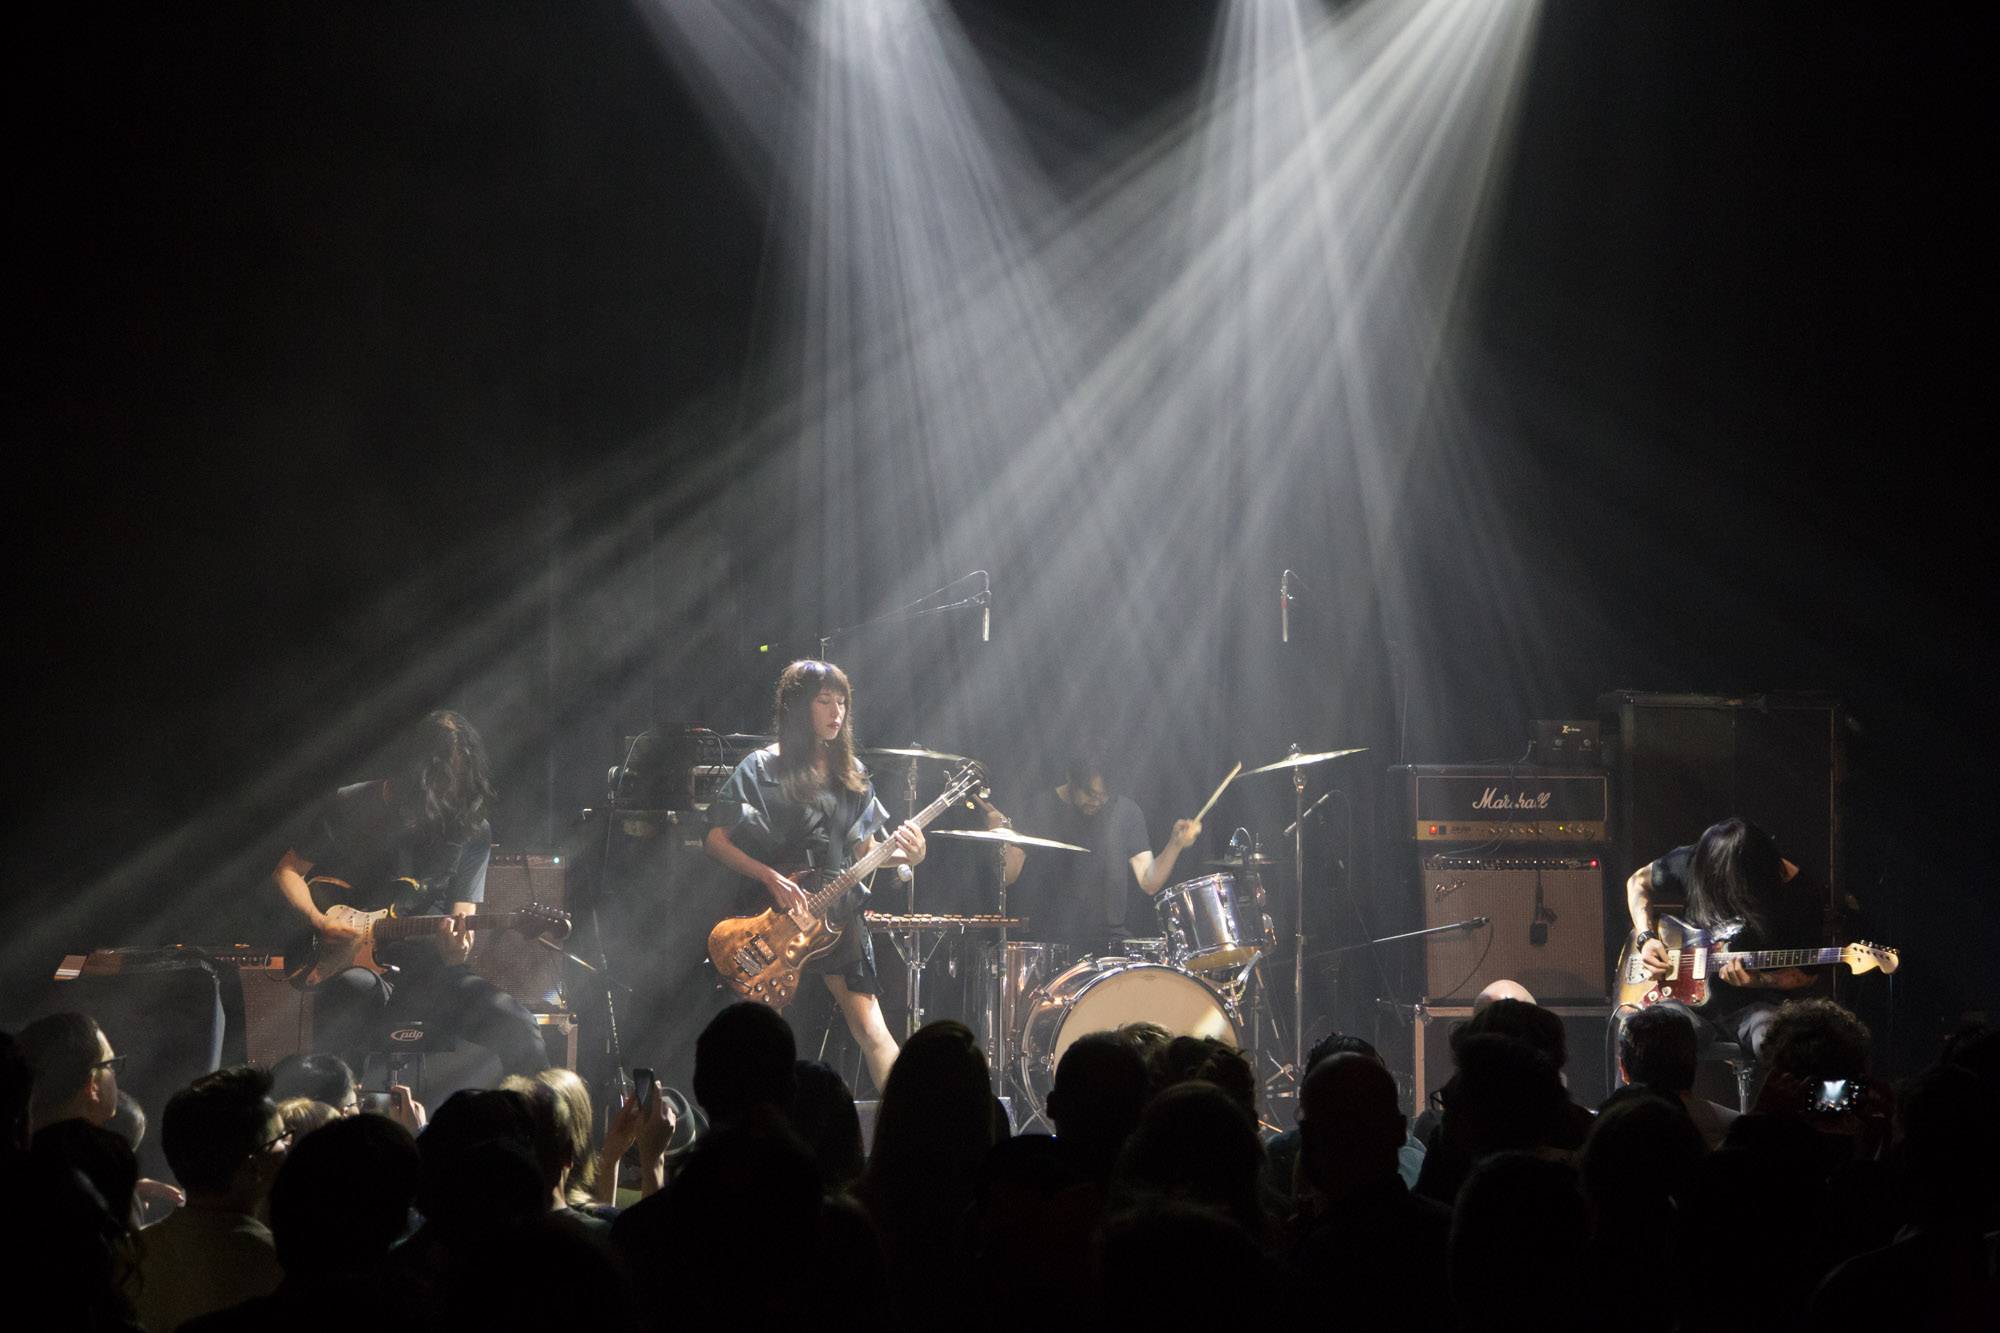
[[818, 572, 989, 1041]]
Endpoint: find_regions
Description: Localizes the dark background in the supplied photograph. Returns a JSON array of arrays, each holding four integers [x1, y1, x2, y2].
[[7, 2, 1992, 1076]]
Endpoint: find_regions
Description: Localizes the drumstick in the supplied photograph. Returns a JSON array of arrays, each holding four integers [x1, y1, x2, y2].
[[1192, 762, 1242, 823]]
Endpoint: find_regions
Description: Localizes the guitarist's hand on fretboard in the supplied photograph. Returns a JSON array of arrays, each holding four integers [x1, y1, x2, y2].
[[435, 911, 476, 965]]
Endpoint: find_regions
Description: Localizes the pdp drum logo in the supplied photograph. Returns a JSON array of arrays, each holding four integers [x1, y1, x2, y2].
[[389, 1027, 426, 1043]]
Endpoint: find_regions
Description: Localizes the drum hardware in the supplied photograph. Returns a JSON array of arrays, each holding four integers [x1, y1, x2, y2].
[[930, 824, 1091, 1089], [1245, 742, 1370, 1082]]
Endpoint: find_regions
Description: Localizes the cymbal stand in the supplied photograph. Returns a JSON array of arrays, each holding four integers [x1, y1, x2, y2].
[[1289, 745, 1308, 1074]]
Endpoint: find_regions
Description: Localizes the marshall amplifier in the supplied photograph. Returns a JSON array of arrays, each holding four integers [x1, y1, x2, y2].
[[1397, 766, 1609, 843]]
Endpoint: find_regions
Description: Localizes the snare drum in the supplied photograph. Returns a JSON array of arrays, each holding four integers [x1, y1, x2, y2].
[[1157, 873, 1262, 972], [1016, 958, 1238, 1103]]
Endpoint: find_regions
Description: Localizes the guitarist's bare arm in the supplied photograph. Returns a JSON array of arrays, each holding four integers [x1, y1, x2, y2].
[[1624, 863, 1673, 979], [273, 849, 364, 943], [704, 826, 806, 911]]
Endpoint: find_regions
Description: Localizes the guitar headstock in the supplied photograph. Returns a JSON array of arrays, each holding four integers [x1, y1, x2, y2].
[[946, 761, 988, 804], [1840, 941, 1899, 976], [514, 903, 573, 943]]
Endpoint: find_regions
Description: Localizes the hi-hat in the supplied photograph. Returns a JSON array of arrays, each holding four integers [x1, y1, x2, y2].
[[1245, 746, 1369, 775], [863, 746, 971, 764], [928, 828, 1089, 853]]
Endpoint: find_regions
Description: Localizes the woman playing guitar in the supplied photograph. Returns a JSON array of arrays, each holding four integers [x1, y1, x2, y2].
[[703, 660, 926, 1093]]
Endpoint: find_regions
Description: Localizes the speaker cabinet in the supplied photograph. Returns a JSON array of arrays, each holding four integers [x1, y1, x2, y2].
[[239, 968, 313, 1067], [1599, 691, 1842, 903], [1421, 855, 1606, 1003], [472, 852, 567, 1010]]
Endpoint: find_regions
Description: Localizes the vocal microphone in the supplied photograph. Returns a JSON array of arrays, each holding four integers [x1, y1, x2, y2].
[[1463, 915, 1490, 931], [1280, 570, 1291, 644]]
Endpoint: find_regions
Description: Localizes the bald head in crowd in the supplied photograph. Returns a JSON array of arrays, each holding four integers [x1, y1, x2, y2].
[[1474, 979, 1536, 1011]]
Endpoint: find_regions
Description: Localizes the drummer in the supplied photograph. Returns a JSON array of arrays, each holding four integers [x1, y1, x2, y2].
[[989, 748, 1203, 956]]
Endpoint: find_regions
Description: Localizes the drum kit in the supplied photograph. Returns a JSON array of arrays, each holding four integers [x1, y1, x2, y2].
[[859, 741, 1367, 1119]]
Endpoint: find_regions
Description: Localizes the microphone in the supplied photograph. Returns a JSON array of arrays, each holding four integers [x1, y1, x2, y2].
[[1463, 915, 1490, 931], [1280, 570, 1291, 644]]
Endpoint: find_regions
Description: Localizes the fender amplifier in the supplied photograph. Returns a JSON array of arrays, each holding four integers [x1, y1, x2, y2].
[[1421, 854, 1607, 1003]]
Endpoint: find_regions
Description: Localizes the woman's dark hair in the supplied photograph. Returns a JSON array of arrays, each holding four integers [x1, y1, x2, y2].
[[860, 1022, 996, 1230], [271, 1052, 357, 1109], [1687, 818, 1783, 937], [398, 710, 495, 841], [771, 660, 866, 803]]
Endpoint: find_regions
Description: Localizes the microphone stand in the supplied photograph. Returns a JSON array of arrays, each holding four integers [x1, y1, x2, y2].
[[817, 572, 989, 1045], [817, 570, 990, 660]]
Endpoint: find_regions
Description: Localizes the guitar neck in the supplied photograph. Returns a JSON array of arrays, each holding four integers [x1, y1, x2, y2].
[[370, 912, 514, 944], [805, 782, 965, 917], [1711, 946, 1844, 971]]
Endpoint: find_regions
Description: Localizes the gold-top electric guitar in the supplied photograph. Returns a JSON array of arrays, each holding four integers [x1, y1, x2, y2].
[[286, 875, 571, 990], [708, 762, 984, 1010], [1614, 920, 1898, 1011]]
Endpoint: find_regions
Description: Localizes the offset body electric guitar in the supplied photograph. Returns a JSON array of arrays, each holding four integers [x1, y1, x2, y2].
[[1613, 917, 1897, 1011], [708, 763, 984, 1010], [286, 874, 571, 990]]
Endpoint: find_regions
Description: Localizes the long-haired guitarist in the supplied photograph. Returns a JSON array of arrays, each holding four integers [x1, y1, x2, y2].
[[270, 710, 548, 1076], [703, 660, 926, 1093], [1623, 817, 1820, 1059]]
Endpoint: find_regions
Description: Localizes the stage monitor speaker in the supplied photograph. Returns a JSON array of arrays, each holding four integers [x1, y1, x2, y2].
[[1412, 1004, 1613, 1113], [472, 852, 567, 1010], [1421, 855, 1606, 1003], [1599, 691, 1842, 903]]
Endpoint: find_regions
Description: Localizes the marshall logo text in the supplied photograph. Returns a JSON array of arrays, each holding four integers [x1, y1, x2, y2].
[[1473, 788, 1553, 812]]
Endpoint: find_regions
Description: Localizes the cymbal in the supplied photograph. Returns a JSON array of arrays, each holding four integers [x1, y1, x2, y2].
[[1245, 746, 1369, 775], [928, 827, 1090, 853], [862, 746, 971, 764], [1204, 853, 1286, 870]]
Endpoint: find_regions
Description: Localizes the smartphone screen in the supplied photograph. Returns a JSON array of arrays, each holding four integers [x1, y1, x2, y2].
[[1812, 1078, 1854, 1113], [633, 1066, 656, 1106]]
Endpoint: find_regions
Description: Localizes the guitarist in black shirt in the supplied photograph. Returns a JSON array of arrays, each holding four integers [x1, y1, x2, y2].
[[1622, 817, 1819, 1061], [271, 711, 548, 1077]]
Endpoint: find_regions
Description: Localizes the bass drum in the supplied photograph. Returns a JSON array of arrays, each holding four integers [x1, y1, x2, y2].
[[1016, 959, 1238, 1104]]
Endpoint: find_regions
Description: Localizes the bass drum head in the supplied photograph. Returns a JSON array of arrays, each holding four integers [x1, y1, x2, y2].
[[1018, 960, 1237, 1104]]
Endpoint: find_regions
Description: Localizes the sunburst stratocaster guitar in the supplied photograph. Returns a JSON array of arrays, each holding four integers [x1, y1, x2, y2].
[[1614, 917, 1898, 1011], [286, 875, 572, 989], [708, 762, 984, 1010]]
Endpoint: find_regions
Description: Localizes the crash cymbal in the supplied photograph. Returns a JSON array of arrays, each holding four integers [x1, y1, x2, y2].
[[1245, 746, 1369, 776], [862, 746, 972, 765], [928, 827, 1090, 853], [1204, 853, 1286, 870]]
